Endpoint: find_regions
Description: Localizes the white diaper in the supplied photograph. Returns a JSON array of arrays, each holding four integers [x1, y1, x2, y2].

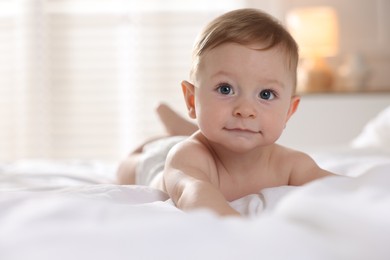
[[135, 136, 186, 186]]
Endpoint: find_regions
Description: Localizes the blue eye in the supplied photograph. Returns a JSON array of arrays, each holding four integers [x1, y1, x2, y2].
[[259, 89, 275, 100], [217, 84, 234, 95]]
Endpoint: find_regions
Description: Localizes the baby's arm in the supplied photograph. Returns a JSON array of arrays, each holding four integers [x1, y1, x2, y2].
[[288, 151, 337, 186], [163, 141, 240, 217]]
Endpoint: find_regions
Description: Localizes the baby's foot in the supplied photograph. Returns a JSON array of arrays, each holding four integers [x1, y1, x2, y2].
[[156, 103, 198, 136]]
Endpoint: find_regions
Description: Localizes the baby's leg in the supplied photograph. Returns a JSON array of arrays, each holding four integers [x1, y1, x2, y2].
[[156, 103, 198, 136]]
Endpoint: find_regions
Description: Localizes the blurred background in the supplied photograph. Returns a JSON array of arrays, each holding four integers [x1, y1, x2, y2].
[[0, 0, 389, 162]]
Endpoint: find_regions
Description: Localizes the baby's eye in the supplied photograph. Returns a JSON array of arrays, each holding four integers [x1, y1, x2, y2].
[[259, 89, 276, 100], [217, 84, 234, 95]]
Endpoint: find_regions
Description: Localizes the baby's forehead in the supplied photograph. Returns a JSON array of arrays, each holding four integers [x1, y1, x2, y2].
[[197, 42, 294, 72]]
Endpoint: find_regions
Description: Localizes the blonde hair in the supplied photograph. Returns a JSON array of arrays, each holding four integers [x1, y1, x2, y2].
[[191, 8, 299, 91]]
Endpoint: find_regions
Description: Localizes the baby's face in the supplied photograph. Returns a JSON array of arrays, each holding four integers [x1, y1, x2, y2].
[[193, 43, 298, 152]]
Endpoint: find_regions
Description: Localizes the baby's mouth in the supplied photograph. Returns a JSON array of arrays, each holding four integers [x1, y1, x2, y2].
[[223, 127, 260, 134]]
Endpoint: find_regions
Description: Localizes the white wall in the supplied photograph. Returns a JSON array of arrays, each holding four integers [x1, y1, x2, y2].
[[277, 93, 390, 150]]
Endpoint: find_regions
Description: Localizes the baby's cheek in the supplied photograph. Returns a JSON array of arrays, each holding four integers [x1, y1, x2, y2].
[[264, 118, 286, 139]]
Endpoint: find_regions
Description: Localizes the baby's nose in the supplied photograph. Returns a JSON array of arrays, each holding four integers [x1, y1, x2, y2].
[[233, 101, 257, 118]]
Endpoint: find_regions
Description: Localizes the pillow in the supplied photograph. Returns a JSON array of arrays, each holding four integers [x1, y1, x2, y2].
[[352, 106, 390, 148]]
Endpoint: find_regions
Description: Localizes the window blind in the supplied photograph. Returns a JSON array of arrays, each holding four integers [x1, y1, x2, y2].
[[0, 0, 247, 161]]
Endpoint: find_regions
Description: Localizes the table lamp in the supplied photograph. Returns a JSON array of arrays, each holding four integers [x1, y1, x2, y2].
[[286, 6, 339, 92]]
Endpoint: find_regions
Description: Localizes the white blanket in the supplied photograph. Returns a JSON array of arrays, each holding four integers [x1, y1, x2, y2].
[[1, 148, 390, 260]]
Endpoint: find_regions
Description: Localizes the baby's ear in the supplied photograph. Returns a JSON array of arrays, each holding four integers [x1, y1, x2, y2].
[[285, 95, 300, 123], [181, 80, 196, 119]]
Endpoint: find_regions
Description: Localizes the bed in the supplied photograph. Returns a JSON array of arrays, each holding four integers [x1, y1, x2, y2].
[[1, 105, 390, 260]]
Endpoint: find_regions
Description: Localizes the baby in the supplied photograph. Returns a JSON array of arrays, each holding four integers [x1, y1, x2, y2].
[[117, 8, 336, 216]]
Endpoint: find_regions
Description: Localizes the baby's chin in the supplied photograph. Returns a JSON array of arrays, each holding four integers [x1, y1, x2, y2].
[[211, 138, 269, 154]]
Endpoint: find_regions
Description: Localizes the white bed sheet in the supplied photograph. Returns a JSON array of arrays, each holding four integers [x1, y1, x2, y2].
[[0, 147, 389, 260]]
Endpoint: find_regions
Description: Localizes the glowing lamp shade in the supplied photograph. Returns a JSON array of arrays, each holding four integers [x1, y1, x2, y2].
[[286, 6, 339, 92], [286, 6, 339, 58]]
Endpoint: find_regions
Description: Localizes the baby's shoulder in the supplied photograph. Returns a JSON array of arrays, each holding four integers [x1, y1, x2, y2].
[[271, 144, 313, 164], [165, 134, 218, 177], [170, 133, 208, 152], [167, 133, 215, 162]]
